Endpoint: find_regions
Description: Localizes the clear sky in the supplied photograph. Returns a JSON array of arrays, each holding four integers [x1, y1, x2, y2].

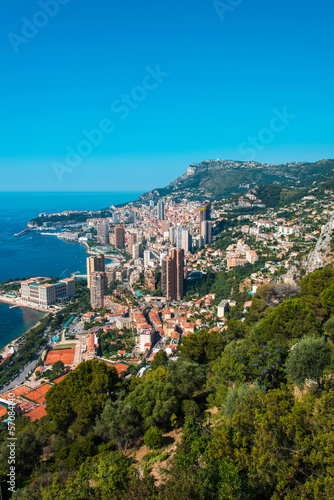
[[1, 0, 333, 192]]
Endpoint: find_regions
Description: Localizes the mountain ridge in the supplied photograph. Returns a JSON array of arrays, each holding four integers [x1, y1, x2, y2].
[[139, 158, 334, 202]]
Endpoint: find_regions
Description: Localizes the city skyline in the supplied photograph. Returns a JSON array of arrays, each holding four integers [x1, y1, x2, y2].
[[1, 0, 334, 192]]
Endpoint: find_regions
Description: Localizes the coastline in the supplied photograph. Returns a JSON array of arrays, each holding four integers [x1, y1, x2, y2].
[[0, 303, 48, 355]]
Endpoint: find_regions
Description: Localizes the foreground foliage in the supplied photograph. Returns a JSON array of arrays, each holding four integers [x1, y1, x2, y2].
[[2, 266, 334, 499]]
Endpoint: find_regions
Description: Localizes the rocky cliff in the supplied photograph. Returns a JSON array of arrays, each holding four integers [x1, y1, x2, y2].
[[304, 214, 334, 274]]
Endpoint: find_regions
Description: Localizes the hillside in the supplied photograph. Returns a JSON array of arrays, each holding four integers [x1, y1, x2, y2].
[[139, 158, 334, 202]]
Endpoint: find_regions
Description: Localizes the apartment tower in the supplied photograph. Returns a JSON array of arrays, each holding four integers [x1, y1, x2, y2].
[[162, 248, 184, 301], [86, 255, 105, 289], [90, 271, 108, 309]]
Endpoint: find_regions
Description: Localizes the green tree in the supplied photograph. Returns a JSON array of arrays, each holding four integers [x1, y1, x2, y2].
[[182, 399, 200, 419], [167, 360, 206, 398], [143, 427, 163, 450], [52, 360, 65, 378], [46, 360, 118, 434], [179, 329, 225, 364], [95, 399, 141, 451], [124, 378, 178, 429], [323, 316, 334, 338], [321, 281, 334, 316], [252, 298, 319, 343], [285, 336, 332, 389], [150, 349, 168, 371], [207, 339, 288, 406]]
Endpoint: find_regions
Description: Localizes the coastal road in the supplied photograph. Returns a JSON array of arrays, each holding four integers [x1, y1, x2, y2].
[[0, 355, 40, 395]]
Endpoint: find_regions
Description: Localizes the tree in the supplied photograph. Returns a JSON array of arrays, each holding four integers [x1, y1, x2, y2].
[[150, 349, 168, 371], [167, 360, 206, 398], [179, 329, 225, 364], [144, 427, 163, 450], [52, 360, 65, 378], [124, 379, 178, 429], [222, 382, 265, 420], [95, 399, 141, 451], [252, 298, 320, 343], [207, 339, 288, 406], [321, 282, 334, 316], [323, 316, 334, 340], [46, 360, 118, 433], [182, 400, 200, 419], [285, 336, 332, 389]]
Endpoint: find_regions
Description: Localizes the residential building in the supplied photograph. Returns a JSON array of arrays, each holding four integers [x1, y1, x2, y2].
[[87, 255, 105, 289], [90, 272, 108, 309], [217, 299, 229, 318], [157, 201, 165, 220], [199, 201, 211, 231], [246, 250, 259, 264], [162, 248, 184, 301], [114, 225, 125, 249], [133, 242, 143, 259], [181, 229, 192, 253], [128, 233, 137, 254], [200, 220, 212, 245], [97, 222, 109, 245], [176, 226, 183, 248]]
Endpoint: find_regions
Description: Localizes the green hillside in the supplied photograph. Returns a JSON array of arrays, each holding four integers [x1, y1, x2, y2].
[[140, 159, 334, 202]]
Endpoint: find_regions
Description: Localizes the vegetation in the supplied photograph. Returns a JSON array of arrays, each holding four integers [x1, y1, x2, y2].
[[285, 336, 332, 389], [141, 158, 334, 202], [2, 266, 334, 498], [143, 427, 163, 450]]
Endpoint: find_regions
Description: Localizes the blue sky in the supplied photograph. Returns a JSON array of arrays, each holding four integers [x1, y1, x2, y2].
[[1, 0, 333, 191]]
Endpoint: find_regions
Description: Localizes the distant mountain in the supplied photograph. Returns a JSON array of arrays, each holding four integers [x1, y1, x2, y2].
[[139, 159, 334, 202]]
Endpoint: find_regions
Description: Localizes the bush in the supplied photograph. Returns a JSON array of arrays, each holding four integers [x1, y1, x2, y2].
[[144, 427, 163, 450], [285, 336, 332, 389]]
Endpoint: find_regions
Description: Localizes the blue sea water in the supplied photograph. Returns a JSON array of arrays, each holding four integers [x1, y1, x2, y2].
[[0, 191, 140, 349], [0, 304, 46, 350]]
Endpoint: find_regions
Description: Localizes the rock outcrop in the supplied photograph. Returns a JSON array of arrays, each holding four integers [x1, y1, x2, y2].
[[304, 214, 334, 274]]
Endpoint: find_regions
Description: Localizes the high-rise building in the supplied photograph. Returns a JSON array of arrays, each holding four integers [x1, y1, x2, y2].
[[128, 233, 137, 254], [113, 212, 119, 224], [90, 271, 108, 309], [169, 226, 176, 243], [161, 258, 167, 295], [144, 249, 151, 267], [181, 229, 192, 253], [114, 225, 125, 249], [86, 255, 105, 289], [157, 201, 165, 220], [176, 226, 183, 248], [199, 201, 211, 231], [132, 242, 143, 260], [200, 220, 212, 245], [149, 200, 155, 208], [161, 248, 184, 301], [97, 222, 109, 245], [175, 248, 184, 300]]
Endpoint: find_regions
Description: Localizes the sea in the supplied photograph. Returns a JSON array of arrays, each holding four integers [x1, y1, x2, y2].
[[0, 191, 140, 349]]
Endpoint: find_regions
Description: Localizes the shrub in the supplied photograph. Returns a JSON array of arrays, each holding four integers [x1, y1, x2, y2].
[[143, 427, 163, 450]]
